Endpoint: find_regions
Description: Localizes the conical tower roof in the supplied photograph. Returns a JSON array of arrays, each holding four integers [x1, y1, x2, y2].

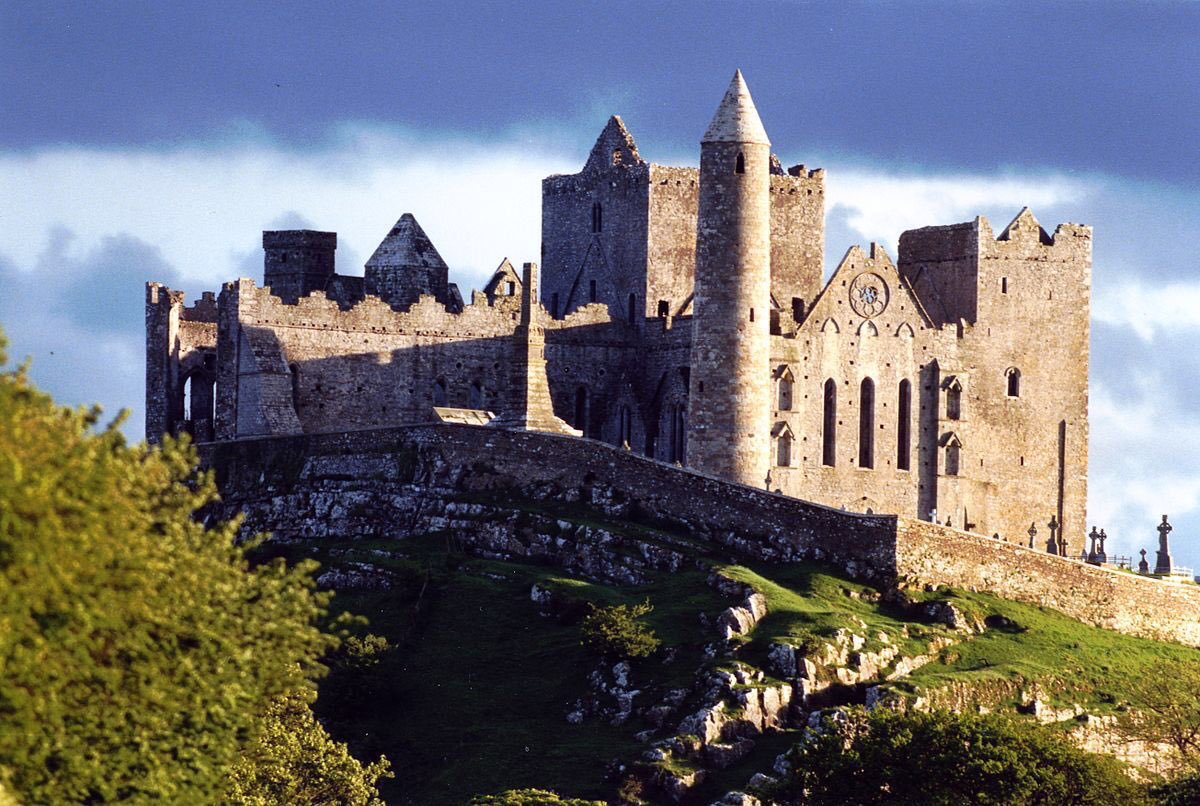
[[702, 70, 770, 146]]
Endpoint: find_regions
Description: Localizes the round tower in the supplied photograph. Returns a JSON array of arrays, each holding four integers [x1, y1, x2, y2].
[[687, 70, 773, 487]]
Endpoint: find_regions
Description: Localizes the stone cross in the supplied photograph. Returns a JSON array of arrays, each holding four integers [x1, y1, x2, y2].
[[1096, 528, 1108, 564], [1046, 515, 1061, 555], [1155, 514, 1175, 576], [1027, 522, 1038, 549], [1087, 527, 1100, 564], [1138, 548, 1149, 574]]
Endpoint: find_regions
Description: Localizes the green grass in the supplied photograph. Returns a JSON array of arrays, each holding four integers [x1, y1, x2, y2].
[[261, 521, 1200, 803]]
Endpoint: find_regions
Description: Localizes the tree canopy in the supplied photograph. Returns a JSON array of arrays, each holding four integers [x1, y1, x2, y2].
[[768, 707, 1146, 806], [0, 331, 388, 803]]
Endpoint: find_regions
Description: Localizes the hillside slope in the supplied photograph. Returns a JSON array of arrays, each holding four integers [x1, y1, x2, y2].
[[259, 521, 1200, 804]]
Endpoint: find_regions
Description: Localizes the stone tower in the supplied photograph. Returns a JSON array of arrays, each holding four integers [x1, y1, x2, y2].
[[687, 71, 773, 487]]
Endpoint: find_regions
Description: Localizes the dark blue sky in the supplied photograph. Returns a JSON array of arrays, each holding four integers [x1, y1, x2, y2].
[[3, 2, 1196, 183]]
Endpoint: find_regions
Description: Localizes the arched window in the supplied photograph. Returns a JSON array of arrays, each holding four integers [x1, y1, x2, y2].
[[469, 381, 484, 409], [1006, 367, 1021, 397], [777, 368, 794, 411], [628, 293, 637, 323], [897, 379, 911, 470], [822, 379, 837, 466], [735, 152, 745, 174], [945, 438, 961, 476], [589, 280, 597, 304], [574, 387, 588, 433], [669, 403, 687, 463], [433, 378, 448, 407], [777, 432, 792, 467], [182, 375, 193, 421], [859, 378, 875, 468], [591, 201, 602, 233], [619, 405, 632, 446], [947, 381, 962, 420]]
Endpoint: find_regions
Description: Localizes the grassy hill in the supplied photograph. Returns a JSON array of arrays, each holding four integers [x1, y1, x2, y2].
[[257, 522, 1200, 804]]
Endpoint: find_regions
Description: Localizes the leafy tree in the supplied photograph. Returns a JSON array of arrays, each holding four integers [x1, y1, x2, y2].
[[224, 690, 392, 805], [1150, 770, 1200, 805], [767, 707, 1147, 805], [0, 330, 387, 803], [1114, 660, 1200, 769], [579, 599, 660, 659], [469, 788, 605, 805]]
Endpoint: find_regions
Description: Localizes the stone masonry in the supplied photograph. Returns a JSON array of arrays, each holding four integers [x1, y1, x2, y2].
[[146, 71, 1091, 549]]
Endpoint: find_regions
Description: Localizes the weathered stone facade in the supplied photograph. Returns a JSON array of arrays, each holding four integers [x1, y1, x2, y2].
[[146, 71, 1091, 548]]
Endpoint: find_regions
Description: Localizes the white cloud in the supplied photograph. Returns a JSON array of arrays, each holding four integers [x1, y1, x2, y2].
[[1093, 281, 1200, 342]]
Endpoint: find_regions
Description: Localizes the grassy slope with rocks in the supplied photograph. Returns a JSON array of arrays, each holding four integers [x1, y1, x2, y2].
[[258, 520, 1200, 804]]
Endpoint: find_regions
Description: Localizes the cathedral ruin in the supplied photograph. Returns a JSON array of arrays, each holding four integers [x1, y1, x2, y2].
[[145, 71, 1092, 546]]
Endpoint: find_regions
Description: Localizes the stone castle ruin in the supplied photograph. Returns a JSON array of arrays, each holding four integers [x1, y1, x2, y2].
[[147, 71, 1091, 548]]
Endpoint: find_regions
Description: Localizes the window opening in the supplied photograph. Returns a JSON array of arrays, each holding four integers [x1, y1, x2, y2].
[[433, 378, 448, 407], [591, 202, 602, 233], [628, 293, 637, 323], [469, 381, 484, 409], [657, 300, 670, 318], [822, 379, 837, 466], [777, 432, 792, 467], [506, 280, 516, 296], [735, 152, 745, 174], [859, 378, 875, 468], [945, 441, 961, 476], [1001, 277, 1009, 294], [777, 370, 794, 411], [897, 379, 912, 470], [589, 279, 597, 303], [1006, 367, 1021, 397], [947, 385, 961, 420]]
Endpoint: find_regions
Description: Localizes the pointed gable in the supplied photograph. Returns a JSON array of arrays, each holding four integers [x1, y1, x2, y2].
[[998, 207, 1052, 245], [702, 69, 770, 145], [484, 258, 523, 304], [799, 241, 934, 338], [583, 115, 645, 174]]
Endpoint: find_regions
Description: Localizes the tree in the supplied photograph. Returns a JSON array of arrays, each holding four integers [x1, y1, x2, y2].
[[0, 331, 388, 802], [579, 599, 660, 659], [1114, 660, 1200, 770], [767, 707, 1147, 805]]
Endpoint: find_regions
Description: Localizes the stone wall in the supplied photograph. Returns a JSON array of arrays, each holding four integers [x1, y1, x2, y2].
[[198, 423, 1200, 648]]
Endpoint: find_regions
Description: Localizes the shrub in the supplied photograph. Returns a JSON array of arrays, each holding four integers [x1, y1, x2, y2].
[[470, 788, 604, 805], [579, 599, 660, 659]]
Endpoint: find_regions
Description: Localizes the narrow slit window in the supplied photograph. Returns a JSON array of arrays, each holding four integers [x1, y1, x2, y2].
[[1001, 277, 1009, 294], [627, 293, 637, 323], [897, 379, 911, 470], [589, 279, 597, 303], [945, 442, 961, 476], [822, 379, 837, 466], [1006, 367, 1021, 397], [859, 378, 875, 468], [591, 201, 602, 233], [735, 152, 745, 174]]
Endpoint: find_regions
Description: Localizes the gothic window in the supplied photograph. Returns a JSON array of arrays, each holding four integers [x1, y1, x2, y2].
[[859, 378, 875, 469], [897, 379, 912, 471], [433, 378, 448, 407], [792, 297, 805, 321], [628, 293, 637, 323], [181, 375, 192, 421], [777, 431, 792, 467], [777, 368, 794, 411], [658, 300, 670, 318], [591, 201, 602, 233], [574, 387, 589, 433], [1006, 367, 1021, 397], [469, 381, 484, 409], [946, 382, 961, 420], [735, 152, 745, 174], [589, 279, 597, 303], [858, 320, 879, 337], [944, 436, 962, 476], [619, 405, 633, 445], [669, 403, 687, 463], [822, 379, 837, 466]]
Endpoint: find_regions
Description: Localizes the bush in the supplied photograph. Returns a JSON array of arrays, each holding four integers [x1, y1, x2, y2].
[[0, 330, 388, 803], [578, 599, 660, 659], [768, 707, 1147, 805], [1151, 771, 1200, 805]]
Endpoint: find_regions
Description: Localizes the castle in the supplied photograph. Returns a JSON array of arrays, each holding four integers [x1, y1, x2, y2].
[[146, 71, 1092, 548]]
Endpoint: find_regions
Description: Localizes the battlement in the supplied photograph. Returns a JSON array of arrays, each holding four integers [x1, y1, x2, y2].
[[262, 229, 338, 250]]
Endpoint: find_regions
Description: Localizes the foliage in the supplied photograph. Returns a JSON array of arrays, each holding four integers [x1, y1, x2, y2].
[[223, 690, 392, 805], [1113, 659, 1200, 768], [0, 330, 385, 803], [768, 707, 1147, 805], [1150, 770, 1200, 805], [469, 788, 605, 805], [579, 598, 661, 659]]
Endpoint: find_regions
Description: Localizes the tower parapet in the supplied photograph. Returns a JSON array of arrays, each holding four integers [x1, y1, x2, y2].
[[262, 230, 337, 303]]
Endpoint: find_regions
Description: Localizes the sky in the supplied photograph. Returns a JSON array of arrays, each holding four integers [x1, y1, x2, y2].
[[1, 1, 1198, 568]]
